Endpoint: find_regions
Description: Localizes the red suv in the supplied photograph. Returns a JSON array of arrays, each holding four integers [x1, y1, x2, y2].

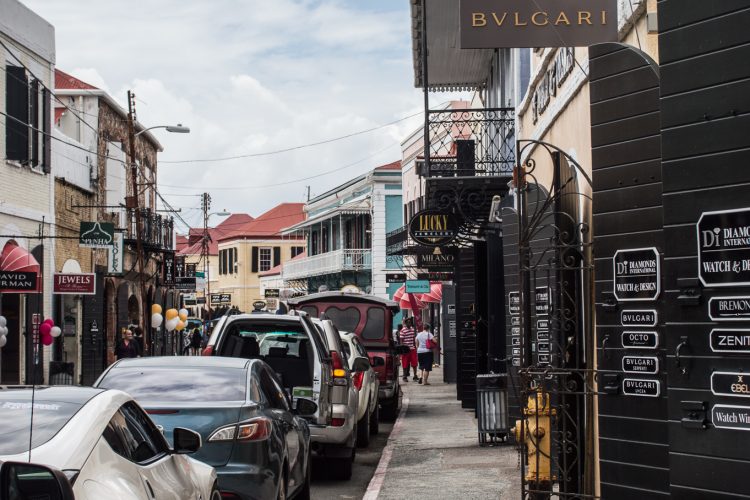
[[287, 292, 409, 420]]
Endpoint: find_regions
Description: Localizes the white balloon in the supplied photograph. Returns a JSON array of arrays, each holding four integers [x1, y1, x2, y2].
[[165, 317, 179, 332], [0, 316, 6, 327], [151, 313, 164, 329], [50, 326, 62, 338], [0, 335, 6, 348], [0, 326, 6, 336], [179, 308, 189, 317]]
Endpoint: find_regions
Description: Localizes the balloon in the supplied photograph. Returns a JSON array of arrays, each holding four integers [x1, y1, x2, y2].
[[178, 309, 189, 322], [39, 323, 52, 336], [165, 309, 179, 321], [50, 326, 62, 338], [0, 316, 6, 327], [175, 320, 186, 331], [151, 304, 162, 315], [43, 318, 54, 326], [0, 326, 6, 336], [165, 317, 179, 332], [42, 333, 54, 346], [0, 335, 6, 348], [151, 313, 164, 329]]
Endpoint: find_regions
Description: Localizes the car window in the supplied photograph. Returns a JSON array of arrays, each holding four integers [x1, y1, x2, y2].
[[98, 367, 248, 402], [300, 305, 318, 318], [324, 306, 361, 333], [259, 369, 290, 411], [105, 403, 169, 464], [220, 321, 310, 357], [352, 337, 369, 358], [341, 341, 352, 360], [0, 399, 83, 455], [361, 307, 386, 340]]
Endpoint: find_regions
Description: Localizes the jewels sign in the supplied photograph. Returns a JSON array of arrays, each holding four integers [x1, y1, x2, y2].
[[53, 273, 95, 295], [408, 209, 459, 247], [460, 0, 617, 49]]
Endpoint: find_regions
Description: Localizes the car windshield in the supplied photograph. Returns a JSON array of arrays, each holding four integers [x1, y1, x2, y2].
[[98, 367, 248, 403], [0, 398, 83, 455]]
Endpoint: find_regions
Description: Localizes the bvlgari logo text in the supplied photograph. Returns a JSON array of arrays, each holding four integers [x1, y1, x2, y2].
[[471, 10, 608, 27]]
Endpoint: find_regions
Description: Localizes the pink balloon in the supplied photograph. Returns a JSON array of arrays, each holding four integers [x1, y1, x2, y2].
[[43, 318, 54, 326], [39, 323, 52, 336], [41, 333, 54, 346]]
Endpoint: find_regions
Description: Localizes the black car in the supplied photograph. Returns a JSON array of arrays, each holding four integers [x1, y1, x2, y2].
[[95, 356, 314, 500]]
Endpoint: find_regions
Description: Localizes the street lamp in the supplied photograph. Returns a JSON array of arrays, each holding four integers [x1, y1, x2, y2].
[[135, 124, 191, 137]]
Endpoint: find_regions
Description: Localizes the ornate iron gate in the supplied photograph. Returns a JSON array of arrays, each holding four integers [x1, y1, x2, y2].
[[513, 141, 597, 499]]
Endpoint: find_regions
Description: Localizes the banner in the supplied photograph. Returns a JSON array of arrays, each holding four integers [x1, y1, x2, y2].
[[107, 232, 124, 275]]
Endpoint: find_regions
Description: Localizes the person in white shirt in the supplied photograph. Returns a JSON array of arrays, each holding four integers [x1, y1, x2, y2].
[[415, 323, 437, 385]]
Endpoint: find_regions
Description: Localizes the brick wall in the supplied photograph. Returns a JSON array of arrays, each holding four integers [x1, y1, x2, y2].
[[54, 179, 94, 272]]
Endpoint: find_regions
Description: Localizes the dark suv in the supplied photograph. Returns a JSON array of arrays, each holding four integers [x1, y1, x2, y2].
[[287, 292, 409, 420]]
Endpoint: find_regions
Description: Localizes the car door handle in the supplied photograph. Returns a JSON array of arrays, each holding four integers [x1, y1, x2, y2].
[[144, 479, 156, 499]]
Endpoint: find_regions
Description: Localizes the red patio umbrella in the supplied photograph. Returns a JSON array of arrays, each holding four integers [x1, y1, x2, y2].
[[393, 284, 424, 310], [420, 283, 443, 303]]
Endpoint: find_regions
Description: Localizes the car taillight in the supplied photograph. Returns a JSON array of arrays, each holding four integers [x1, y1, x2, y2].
[[208, 418, 272, 442], [202, 345, 213, 356], [353, 371, 365, 391], [331, 418, 345, 427], [331, 351, 348, 385], [331, 351, 344, 370]]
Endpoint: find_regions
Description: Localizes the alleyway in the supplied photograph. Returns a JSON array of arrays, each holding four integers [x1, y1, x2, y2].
[[367, 367, 521, 500]]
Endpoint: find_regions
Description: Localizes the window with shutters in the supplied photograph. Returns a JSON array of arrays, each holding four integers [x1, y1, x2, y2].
[[259, 247, 272, 272], [5, 65, 50, 171]]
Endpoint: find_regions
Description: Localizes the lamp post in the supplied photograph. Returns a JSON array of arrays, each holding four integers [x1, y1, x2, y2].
[[126, 89, 190, 355], [201, 193, 229, 323]]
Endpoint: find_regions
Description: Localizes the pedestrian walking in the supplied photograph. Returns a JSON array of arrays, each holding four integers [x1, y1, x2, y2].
[[415, 323, 437, 385], [399, 317, 419, 382], [115, 328, 141, 359], [131, 326, 145, 356], [392, 323, 403, 344], [190, 327, 203, 355]]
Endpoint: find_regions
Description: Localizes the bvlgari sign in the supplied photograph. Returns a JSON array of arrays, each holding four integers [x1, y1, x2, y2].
[[697, 207, 750, 287], [408, 209, 459, 247], [460, 0, 617, 49]]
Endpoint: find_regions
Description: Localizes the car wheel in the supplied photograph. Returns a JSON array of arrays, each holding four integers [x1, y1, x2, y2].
[[356, 410, 370, 448], [369, 398, 380, 435], [209, 484, 221, 500], [331, 450, 354, 480]]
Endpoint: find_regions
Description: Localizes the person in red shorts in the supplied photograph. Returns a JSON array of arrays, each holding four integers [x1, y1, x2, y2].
[[399, 317, 419, 382]]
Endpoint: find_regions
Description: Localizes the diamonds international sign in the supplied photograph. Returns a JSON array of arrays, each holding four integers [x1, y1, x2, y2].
[[460, 0, 617, 48]]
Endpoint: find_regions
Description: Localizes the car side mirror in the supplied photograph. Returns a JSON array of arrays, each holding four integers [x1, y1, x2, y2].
[[371, 356, 385, 367], [295, 398, 318, 417], [0, 461, 75, 500], [173, 427, 202, 454], [395, 344, 411, 355], [352, 356, 371, 373]]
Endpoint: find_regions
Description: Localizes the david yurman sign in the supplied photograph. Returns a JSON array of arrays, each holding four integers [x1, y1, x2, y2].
[[460, 0, 617, 48], [697, 207, 750, 286], [408, 209, 459, 247], [0, 271, 37, 291], [613, 247, 660, 301]]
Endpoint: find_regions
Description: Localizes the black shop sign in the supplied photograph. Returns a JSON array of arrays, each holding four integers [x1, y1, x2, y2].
[[697, 207, 750, 287], [622, 331, 659, 349], [408, 209, 459, 247], [622, 356, 659, 374], [386, 273, 406, 284], [711, 372, 750, 398], [708, 296, 750, 322], [709, 328, 750, 354], [622, 378, 660, 397], [417, 252, 455, 270], [621, 309, 657, 327], [613, 247, 660, 301], [712, 404, 750, 432], [0, 271, 37, 291], [509, 291, 520, 315], [535, 286, 550, 315]]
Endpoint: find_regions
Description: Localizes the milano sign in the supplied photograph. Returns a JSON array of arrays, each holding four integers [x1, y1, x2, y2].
[[460, 0, 617, 48]]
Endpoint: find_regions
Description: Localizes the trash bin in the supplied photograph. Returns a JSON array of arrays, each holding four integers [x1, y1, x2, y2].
[[476, 373, 509, 446]]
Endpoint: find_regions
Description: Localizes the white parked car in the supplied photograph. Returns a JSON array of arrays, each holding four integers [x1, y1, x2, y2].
[[0, 386, 218, 500], [339, 331, 381, 447]]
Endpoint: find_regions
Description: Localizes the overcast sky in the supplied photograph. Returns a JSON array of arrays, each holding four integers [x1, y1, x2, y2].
[[24, 0, 461, 230]]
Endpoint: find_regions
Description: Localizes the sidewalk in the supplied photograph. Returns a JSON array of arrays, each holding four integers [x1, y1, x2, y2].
[[366, 366, 522, 500]]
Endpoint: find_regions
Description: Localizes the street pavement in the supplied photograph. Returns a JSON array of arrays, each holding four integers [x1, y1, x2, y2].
[[366, 366, 521, 500], [312, 366, 521, 499]]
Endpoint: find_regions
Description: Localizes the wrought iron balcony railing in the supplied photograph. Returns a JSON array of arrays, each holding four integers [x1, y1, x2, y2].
[[282, 249, 372, 281], [424, 108, 515, 178], [124, 208, 174, 251]]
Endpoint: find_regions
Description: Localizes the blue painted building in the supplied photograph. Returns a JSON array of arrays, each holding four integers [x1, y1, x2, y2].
[[282, 161, 402, 301]]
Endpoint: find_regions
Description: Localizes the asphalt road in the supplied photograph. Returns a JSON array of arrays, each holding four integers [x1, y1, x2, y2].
[[310, 419, 395, 499]]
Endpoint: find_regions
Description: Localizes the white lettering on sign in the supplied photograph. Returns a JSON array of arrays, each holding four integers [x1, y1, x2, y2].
[[712, 404, 750, 431]]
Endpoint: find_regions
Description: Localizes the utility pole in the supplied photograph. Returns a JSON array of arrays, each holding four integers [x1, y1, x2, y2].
[[201, 192, 211, 321], [127, 90, 149, 354], [306, 185, 311, 202]]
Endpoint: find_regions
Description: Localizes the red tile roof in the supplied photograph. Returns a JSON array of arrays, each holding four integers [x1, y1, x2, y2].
[[55, 69, 98, 90], [178, 213, 255, 255], [175, 235, 189, 252], [375, 160, 401, 171], [218, 203, 306, 242]]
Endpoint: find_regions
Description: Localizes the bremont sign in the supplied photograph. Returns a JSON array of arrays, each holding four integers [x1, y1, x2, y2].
[[409, 209, 459, 247], [709, 296, 750, 322], [460, 0, 617, 49]]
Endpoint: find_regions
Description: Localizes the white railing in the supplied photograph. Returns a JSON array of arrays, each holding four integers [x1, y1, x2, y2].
[[282, 249, 372, 281]]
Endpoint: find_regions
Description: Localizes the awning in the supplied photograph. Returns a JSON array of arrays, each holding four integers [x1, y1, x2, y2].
[[0, 242, 41, 293], [411, 0, 495, 91], [283, 194, 372, 233]]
